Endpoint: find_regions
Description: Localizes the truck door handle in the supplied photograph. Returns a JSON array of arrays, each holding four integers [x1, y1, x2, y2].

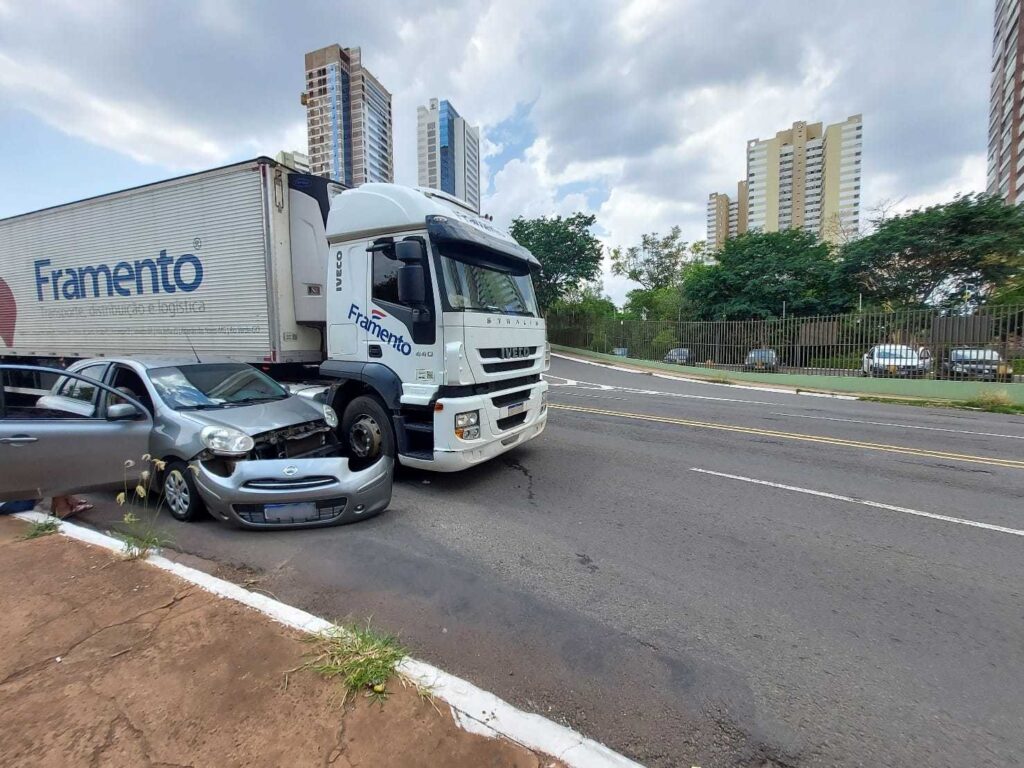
[[0, 435, 38, 445], [368, 345, 383, 359]]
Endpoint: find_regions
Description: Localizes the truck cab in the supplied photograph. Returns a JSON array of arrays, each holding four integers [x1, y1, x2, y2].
[[315, 184, 549, 471]]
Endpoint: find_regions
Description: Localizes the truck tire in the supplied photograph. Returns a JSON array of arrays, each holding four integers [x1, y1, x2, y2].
[[341, 396, 396, 469], [162, 461, 207, 522]]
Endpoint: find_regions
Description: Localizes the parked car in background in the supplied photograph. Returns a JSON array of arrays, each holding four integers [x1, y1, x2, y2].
[[862, 345, 926, 377], [663, 348, 692, 365], [37, 357, 393, 529], [937, 348, 1014, 382], [744, 348, 779, 372], [1, 365, 151, 502]]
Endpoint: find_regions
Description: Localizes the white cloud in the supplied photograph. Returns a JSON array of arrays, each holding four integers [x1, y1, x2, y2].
[[0, 50, 229, 168]]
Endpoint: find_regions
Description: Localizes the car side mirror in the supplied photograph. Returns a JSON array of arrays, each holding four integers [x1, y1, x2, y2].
[[107, 402, 142, 421]]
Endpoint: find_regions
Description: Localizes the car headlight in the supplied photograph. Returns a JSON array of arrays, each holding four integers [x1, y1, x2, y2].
[[455, 410, 479, 428], [323, 404, 338, 428], [200, 425, 255, 456]]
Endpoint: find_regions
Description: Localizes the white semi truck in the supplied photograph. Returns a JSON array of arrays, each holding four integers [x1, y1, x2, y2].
[[0, 157, 549, 470]]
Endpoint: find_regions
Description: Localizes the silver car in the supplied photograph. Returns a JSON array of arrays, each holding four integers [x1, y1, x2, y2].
[[33, 357, 392, 529]]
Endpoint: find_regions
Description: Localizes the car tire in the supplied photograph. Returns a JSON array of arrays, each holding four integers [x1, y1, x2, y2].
[[341, 395, 396, 469], [161, 461, 207, 522]]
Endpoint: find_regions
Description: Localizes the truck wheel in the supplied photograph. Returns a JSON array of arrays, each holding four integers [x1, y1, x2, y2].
[[162, 461, 206, 522], [341, 396, 395, 468]]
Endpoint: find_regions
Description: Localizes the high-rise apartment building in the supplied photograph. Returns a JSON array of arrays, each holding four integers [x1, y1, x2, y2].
[[988, 0, 1024, 202], [302, 45, 393, 186], [417, 98, 481, 212], [706, 115, 863, 247]]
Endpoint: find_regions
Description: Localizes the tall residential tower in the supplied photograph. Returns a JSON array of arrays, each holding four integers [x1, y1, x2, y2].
[[417, 98, 481, 211], [302, 45, 394, 186], [988, 0, 1024, 201], [706, 115, 863, 248]]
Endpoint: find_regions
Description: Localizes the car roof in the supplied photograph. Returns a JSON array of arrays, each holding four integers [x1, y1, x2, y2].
[[71, 356, 245, 371]]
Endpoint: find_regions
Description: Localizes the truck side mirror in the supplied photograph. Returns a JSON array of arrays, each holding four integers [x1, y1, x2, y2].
[[396, 240, 427, 307], [398, 263, 426, 305], [395, 240, 424, 264]]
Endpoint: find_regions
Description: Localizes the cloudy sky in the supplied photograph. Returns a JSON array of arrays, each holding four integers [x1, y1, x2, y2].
[[0, 0, 992, 304]]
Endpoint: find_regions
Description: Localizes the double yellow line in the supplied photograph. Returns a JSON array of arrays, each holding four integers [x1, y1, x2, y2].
[[549, 403, 1024, 470]]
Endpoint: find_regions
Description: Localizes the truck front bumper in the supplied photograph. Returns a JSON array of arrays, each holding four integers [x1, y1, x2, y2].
[[400, 380, 549, 472], [193, 455, 393, 529]]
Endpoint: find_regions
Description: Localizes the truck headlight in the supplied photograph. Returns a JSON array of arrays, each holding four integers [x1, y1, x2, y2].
[[323, 404, 338, 428], [544, 342, 551, 367], [455, 410, 480, 441], [541, 389, 548, 411], [200, 426, 255, 457], [455, 410, 479, 428]]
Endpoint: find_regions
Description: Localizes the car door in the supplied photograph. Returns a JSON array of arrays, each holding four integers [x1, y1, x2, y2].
[[0, 365, 153, 501]]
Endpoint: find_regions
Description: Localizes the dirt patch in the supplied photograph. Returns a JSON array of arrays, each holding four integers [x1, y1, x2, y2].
[[0, 517, 562, 768]]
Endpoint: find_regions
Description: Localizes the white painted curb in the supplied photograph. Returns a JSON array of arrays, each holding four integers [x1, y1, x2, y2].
[[553, 352, 859, 400], [13, 511, 643, 768]]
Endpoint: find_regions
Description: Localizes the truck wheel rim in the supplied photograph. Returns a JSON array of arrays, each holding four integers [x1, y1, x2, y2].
[[350, 416, 382, 458], [165, 470, 190, 516]]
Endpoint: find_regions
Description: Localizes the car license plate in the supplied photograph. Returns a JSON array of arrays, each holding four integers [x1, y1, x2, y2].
[[507, 401, 526, 417], [887, 365, 897, 373], [756, 363, 764, 369], [264, 501, 316, 522]]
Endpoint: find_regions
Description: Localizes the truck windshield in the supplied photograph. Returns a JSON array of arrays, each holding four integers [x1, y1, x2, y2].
[[436, 243, 539, 317], [148, 363, 289, 410]]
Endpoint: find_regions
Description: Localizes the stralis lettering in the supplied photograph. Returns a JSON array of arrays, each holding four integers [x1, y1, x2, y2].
[[348, 303, 412, 356], [34, 251, 204, 301]]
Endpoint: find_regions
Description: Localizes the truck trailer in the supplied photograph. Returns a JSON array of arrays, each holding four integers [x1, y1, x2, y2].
[[0, 157, 549, 471]]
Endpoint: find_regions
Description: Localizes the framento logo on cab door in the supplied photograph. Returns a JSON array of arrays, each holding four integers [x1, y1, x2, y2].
[[348, 303, 412, 355]]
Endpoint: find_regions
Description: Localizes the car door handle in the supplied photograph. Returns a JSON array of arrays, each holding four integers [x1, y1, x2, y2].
[[0, 435, 38, 445]]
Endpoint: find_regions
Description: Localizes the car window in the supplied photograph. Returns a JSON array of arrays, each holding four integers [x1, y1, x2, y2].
[[106, 366, 155, 414], [61, 364, 106, 404]]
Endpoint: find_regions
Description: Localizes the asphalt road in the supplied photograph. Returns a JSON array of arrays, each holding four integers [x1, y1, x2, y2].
[[76, 354, 1024, 768]]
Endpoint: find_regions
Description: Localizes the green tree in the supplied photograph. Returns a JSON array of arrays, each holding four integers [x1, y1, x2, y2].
[[685, 229, 849, 320], [610, 226, 689, 290], [548, 280, 618, 319], [509, 213, 604, 310], [839, 194, 1024, 310]]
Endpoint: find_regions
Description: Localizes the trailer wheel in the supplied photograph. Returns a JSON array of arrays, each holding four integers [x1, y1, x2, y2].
[[341, 396, 395, 469]]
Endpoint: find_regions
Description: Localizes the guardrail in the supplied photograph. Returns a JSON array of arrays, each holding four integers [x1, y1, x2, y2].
[[548, 305, 1024, 382]]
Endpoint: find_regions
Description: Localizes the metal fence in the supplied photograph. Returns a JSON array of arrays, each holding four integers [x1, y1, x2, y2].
[[548, 305, 1024, 381]]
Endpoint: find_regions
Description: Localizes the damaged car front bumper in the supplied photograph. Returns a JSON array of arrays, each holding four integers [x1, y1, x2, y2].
[[192, 455, 393, 529]]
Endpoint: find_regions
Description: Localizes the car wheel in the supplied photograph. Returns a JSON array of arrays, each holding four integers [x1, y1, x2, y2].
[[162, 461, 206, 522], [341, 396, 396, 469]]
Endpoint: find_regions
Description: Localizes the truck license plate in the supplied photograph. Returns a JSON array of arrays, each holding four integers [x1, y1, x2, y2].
[[264, 502, 316, 522], [507, 402, 526, 417]]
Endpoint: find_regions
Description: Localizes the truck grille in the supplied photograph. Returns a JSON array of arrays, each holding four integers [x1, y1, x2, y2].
[[496, 412, 528, 431], [478, 346, 538, 360], [492, 388, 531, 408], [483, 359, 534, 374]]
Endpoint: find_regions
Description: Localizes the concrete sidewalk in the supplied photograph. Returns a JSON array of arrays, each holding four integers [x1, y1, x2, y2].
[[0, 516, 564, 768]]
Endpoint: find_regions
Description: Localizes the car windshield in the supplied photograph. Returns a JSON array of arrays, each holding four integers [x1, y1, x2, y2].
[[747, 350, 777, 361], [875, 347, 916, 360], [951, 349, 1001, 362], [147, 363, 289, 410], [436, 242, 540, 317]]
